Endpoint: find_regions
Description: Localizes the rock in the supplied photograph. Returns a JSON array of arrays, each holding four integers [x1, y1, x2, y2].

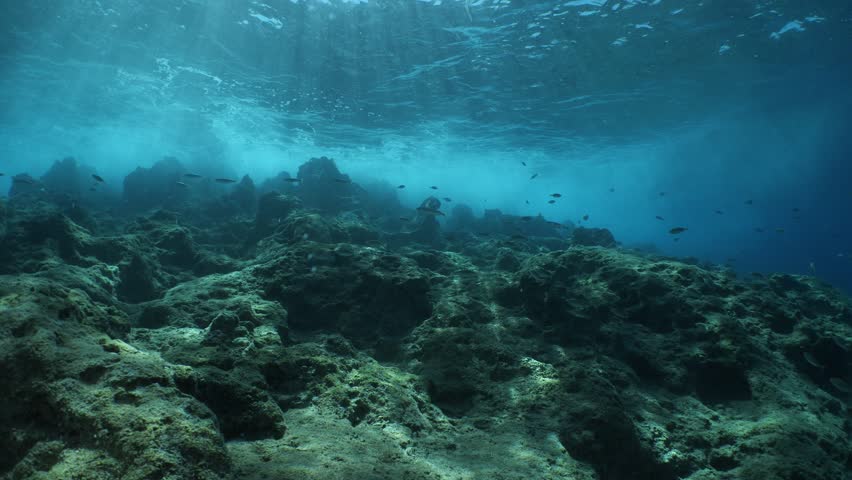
[[122, 156, 189, 212], [571, 226, 617, 248]]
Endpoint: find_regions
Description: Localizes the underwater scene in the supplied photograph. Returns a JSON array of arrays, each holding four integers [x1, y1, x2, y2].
[[1, 0, 851, 479]]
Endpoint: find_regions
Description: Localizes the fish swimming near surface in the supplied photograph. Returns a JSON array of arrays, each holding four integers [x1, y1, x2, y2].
[[430, 186, 438, 190], [521, 161, 527, 166], [92, 174, 105, 183], [443, 197, 452, 202], [529, 173, 538, 180], [525, 200, 530, 204], [397, 184, 405, 189], [655, 215, 664, 220], [548, 200, 556, 204], [550, 193, 562, 198], [215, 178, 237, 184], [714, 210, 724, 215], [183, 173, 203, 178], [416, 207, 445, 216], [669, 227, 688, 234]]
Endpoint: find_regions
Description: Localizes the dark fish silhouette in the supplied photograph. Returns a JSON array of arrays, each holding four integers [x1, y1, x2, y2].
[[582, 214, 589, 221], [521, 216, 533, 221], [655, 215, 664, 220], [550, 193, 561, 198], [530, 173, 538, 180], [334, 178, 351, 184], [430, 186, 438, 190], [792, 207, 800, 212], [521, 161, 527, 166], [754, 227, 764, 233], [546, 221, 562, 227], [215, 178, 237, 184], [548, 200, 556, 204], [714, 210, 724, 215], [659, 192, 666, 196], [609, 187, 615, 192], [183, 173, 203, 178], [397, 185, 405, 189], [673, 237, 681, 242], [284, 178, 302, 183], [745, 199, 753, 205], [92, 174, 105, 183], [442, 197, 452, 202], [669, 227, 687, 234], [0, 173, 4, 176], [525, 200, 529, 204]]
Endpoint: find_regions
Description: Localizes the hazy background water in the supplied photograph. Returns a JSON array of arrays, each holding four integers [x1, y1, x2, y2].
[[1, 0, 851, 291]]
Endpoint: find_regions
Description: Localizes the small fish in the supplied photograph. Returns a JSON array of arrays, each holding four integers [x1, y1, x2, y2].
[[529, 173, 538, 180], [430, 186, 438, 190], [443, 197, 452, 202], [669, 227, 688, 234], [659, 192, 666, 196], [92, 174, 105, 183], [655, 216, 664, 221], [548, 200, 556, 204], [828, 377, 851, 393], [416, 207, 445, 216], [284, 178, 302, 183], [744, 199, 753, 205], [215, 178, 237, 184], [803, 352, 821, 368], [183, 173, 203, 178], [521, 216, 533, 221], [525, 200, 529, 205], [334, 178, 351, 184], [176, 181, 188, 187], [582, 214, 589, 221], [0, 173, 4, 176], [714, 210, 724, 215], [792, 207, 800, 212], [521, 161, 527, 166], [550, 193, 562, 198], [397, 184, 405, 189], [609, 187, 615, 193]]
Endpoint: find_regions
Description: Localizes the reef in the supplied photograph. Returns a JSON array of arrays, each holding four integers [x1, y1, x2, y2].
[[0, 155, 850, 480]]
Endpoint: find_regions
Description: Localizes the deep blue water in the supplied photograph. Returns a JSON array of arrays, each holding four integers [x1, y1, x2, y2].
[[1, 0, 851, 292]]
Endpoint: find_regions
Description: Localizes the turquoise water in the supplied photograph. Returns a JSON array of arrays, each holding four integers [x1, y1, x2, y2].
[[1, 0, 850, 290]]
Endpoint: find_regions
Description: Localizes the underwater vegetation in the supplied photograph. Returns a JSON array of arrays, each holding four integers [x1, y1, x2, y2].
[[0, 155, 850, 480]]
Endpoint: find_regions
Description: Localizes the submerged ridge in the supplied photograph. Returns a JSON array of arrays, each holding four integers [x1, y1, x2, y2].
[[0, 155, 849, 480]]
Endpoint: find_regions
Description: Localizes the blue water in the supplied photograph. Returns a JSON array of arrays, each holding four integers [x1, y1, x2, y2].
[[1, 0, 851, 291]]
